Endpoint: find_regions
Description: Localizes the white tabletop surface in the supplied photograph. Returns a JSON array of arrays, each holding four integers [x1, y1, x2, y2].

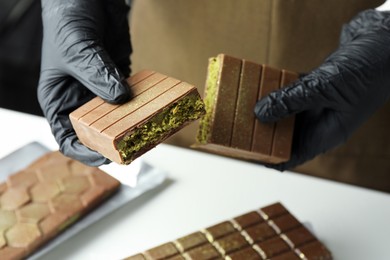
[[1, 108, 389, 260]]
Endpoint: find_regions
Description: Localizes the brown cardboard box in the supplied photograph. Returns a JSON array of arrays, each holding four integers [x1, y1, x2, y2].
[[129, 0, 390, 192], [129, 0, 382, 147]]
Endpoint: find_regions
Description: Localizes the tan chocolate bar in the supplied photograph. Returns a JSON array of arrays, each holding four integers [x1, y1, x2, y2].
[[70, 70, 205, 165], [195, 54, 297, 164], [125, 202, 332, 260], [0, 151, 120, 260]]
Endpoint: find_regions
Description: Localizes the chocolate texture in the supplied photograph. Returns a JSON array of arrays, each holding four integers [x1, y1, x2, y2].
[[125, 202, 332, 260], [0, 151, 120, 260], [195, 54, 297, 164], [70, 70, 205, 164]]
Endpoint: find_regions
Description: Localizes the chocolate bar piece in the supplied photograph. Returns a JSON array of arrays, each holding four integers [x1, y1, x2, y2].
[[125, 202, 332, 260], [195, 54, 297, 164], [0, 151, 120, 260], [70, 70, 205, 164]]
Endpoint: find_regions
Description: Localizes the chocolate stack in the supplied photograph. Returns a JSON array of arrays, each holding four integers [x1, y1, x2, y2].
[[195, 54, 297, 164], [125, 202, 332, 259]]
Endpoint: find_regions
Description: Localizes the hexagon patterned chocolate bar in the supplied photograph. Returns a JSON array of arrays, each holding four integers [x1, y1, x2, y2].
[[0, 151, 120, 260]]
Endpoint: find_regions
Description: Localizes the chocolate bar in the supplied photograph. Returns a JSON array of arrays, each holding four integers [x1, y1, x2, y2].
[[194, 54, 297, 164], [70, 70, 205, 164], [0, 151, 120, 260], [125, 202, 332, 260]]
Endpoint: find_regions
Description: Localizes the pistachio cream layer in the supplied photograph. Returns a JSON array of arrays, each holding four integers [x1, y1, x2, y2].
[[197, 57, 220, 143], [117, 94, 205, 164]]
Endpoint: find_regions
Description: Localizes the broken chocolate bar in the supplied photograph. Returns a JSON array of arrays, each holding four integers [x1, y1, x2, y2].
[[194, 54, 297, 164], [125, 202, 332, 260], [70, 70, 205, 164], [0, 151, 120, 260]]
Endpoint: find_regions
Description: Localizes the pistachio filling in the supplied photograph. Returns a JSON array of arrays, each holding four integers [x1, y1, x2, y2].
[[197, 57, 220, 143], [117, 94, 205, 164], [58, 214, 80, 231]]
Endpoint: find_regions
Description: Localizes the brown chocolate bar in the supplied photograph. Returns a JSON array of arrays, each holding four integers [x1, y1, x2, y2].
[[0, 151, 120, 260], [195, 54, 297, 164], [125, 202, 332, 260], [70, 70, 205, 164]]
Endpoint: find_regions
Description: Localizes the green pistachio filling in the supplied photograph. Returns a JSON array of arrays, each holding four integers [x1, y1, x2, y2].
[[197, 57, 219, 143], [58, 214, 80, 232], [117, 94, 205, 164]]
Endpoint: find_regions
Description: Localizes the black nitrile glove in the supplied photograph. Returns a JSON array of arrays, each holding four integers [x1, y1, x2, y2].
[[255, 9, 390, 171], [38, 0, 132, 166]]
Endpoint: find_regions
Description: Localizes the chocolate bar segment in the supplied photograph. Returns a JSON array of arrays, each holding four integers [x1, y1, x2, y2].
[[241, 222, 276, 243], [281, 226, 316, 248], [225, 246, 261, 260], [202, 221, 236, 242], [125, 202, 332, 260], [271, 70, 297, 161], [269, 251, 300, 260], [251, 65, 281, 155], [268, 214, 301, 234], [195, 54, 297, 164], [232, 211, 264, 230], [213, 232, 249, 255], [70, 70, 205, 164], [183, 243, 221, 259], [174, 232, 208, 252], [0, 151, 120, 260], [124, 254, 146, 260], [259, 202, 289, 220], [295, 241, 333, 260], [254, 236, 290, 258], [144, 242, 179, 259], [211, 55, 242, 146], [231, 60, 262, 150]]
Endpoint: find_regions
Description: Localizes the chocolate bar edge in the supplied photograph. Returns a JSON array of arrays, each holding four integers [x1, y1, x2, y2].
[[71, 71, 205, 164]]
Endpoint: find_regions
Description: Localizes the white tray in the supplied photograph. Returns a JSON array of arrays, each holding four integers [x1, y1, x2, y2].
[[0, 142, 167, 259]]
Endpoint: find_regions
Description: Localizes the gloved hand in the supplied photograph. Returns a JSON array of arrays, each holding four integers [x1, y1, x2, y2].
[[38, 0, 132, 166], [255, 9, 390, 171]]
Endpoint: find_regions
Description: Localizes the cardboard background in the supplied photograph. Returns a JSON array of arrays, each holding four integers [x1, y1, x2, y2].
[[129, 0, 390, 192]]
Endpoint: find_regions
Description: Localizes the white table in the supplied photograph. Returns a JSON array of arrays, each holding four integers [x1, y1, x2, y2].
[[1, 108, 389, 260]]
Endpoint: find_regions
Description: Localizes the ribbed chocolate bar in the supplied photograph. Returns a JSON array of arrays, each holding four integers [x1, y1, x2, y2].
[[125, 202, 332, 260], [195, 54, 297, 164], [70, 70, 205, 164], [0, 151, 120, 260]]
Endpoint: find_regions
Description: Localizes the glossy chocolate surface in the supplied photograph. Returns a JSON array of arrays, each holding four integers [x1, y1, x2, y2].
[[195, 54, 297, 164], [70, 70, 205, 164], [125, 202, 332, 260]]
